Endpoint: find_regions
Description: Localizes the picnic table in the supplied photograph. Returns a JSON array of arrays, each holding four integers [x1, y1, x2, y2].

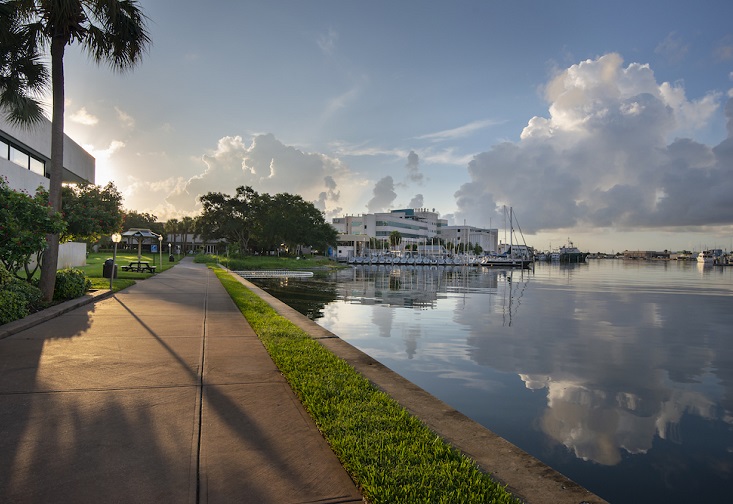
[[120, 261, 157, 273]]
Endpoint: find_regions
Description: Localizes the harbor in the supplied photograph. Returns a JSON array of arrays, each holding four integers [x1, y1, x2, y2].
[[253, 259, 733, 504]]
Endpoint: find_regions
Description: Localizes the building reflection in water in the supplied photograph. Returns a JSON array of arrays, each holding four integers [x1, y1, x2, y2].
[[253, 261, 733, 503]]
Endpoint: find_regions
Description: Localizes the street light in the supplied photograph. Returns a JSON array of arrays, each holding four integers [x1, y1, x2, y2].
[[158, 235, 163, 270], [111, 232, 122, 290]]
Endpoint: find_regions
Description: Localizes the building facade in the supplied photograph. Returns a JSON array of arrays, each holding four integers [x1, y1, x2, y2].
[[1, 115, 95, 193], [332, 208, 499, 258], [439, 225, 499, 254], [2, 115, 96, 269]]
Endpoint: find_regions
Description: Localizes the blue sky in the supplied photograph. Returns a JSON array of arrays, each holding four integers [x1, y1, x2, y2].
[[58, 0, 733, 252]]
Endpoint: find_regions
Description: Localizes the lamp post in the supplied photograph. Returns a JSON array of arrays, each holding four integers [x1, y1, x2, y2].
[[111, 233, 122, 290], [158, 235, 163, 270]]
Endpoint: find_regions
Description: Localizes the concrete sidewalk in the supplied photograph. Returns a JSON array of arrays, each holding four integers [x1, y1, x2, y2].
[[0, 260, 363, 504]]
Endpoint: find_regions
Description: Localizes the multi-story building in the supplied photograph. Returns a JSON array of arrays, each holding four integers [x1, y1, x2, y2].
[[332, 208, 498, 258]]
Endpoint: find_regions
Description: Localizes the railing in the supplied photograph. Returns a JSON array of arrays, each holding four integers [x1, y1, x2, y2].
[[234, 270, 314, 279]]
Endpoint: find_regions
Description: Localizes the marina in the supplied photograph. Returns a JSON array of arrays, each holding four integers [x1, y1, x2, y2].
[[253, 259, 733, 504]]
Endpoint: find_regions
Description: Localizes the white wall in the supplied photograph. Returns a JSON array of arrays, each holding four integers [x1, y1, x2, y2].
[[57, 242, 87, 268], [0, 115, 95, 186], [0, 158, 49, 194]]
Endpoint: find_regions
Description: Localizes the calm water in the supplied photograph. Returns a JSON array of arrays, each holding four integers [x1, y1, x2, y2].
[[253, 260, 733, 503]]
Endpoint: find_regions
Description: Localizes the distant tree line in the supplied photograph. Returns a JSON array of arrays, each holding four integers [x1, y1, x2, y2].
[[2, 177, 337, 286], [197, 186, 338, 256]]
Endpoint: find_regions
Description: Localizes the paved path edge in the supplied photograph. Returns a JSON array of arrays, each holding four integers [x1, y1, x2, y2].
[[0, 288, 112, 340]]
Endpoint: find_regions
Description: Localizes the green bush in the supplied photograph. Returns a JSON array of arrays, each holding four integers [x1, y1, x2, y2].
[[0, 263, 45, 324], [53, 268, 91, 301], [0, 290, 29, 325], [3, 280, 43, 312], [0, 262, 14, 286]]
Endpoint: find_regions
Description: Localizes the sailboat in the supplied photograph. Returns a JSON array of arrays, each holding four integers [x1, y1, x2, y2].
[[480, 207, 533, 269]]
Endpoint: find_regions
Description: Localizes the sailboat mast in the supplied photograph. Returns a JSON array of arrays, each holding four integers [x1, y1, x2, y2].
[[510, 206, 514, 256]]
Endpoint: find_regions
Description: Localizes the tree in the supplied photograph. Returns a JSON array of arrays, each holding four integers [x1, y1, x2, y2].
[[389, 231, 402, 249], [122, 210, 163, 235], [198, 188, 337, 256], [0, 178, 65, 280], [0, 0, 150, 301], [60, 182, 122, 243], [179, 215, 195, 254], [198, 186, 262, 254], [164, 218, 179, 250]]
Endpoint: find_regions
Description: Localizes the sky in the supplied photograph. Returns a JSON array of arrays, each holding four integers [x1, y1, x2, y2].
[[54, 0, 733, 253]]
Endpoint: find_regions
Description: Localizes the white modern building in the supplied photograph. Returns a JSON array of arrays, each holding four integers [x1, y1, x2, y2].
[[332, 208, 499, 258], [1, 114, 96, 268], [439, 225, 499, 254]]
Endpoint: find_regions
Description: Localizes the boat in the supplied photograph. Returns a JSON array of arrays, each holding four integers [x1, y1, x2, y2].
[[559, 240, 588, 263], [697, 250, 715, 264], [480, 207, 533, 269], [481, 249, 533, 269]]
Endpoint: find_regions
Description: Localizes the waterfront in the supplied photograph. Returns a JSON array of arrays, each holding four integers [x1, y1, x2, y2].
[[253, 260, 733, 503]]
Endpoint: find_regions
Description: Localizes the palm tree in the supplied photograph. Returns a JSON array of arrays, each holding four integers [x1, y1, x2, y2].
[[164, 218, 179, 253], [0, 0, 150, 301], [180, 216, 194, 255], [389, 230, 402, 251]]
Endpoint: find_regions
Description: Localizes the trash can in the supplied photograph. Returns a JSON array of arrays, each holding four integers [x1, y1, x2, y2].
[[169, 254, 175, 262], [102, 258, 117, 279]]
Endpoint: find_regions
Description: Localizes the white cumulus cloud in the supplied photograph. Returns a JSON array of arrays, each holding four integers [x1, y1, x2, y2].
[[166, 133, 353, 215], [454, 53, 732, 235], [70, 107, 98, 126]]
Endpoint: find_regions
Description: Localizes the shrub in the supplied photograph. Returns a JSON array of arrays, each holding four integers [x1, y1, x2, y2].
[[2, 280, 44, 313], [0, 262, 13, 286], [53, 268, 91, 301], [0, 290, 29, 325]]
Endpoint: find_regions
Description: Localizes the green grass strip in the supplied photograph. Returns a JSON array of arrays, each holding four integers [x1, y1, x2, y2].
[[213, 267, 520, 504]]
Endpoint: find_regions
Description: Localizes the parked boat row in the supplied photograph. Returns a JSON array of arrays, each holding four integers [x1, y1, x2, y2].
[[347, 252, 482, 267]]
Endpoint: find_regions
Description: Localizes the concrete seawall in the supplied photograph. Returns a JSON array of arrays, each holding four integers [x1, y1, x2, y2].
[[232, 272, 609, 504]]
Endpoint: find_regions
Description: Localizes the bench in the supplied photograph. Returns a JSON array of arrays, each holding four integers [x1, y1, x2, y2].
[[121, 261, 156, 273]]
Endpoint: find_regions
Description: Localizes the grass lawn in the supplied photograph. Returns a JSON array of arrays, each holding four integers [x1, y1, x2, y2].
[[82, 251, 178, 292]]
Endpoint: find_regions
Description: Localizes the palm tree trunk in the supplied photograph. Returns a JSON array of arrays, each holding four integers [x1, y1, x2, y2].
[[39, 36, 66, 302]]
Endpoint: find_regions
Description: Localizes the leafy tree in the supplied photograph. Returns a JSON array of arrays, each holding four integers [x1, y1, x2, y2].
[[0, 0, 150, 302], [122, 210, 164, 235], [198, 187, 337, 256], [60, 182, 123, 243], [198, 186, 262, 254], [0, 178, 65, 280]]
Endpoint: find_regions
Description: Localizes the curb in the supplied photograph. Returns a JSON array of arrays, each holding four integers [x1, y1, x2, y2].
[[0, 289, 113, 340]]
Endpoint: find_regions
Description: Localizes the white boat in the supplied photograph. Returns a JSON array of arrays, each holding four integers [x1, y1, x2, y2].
[[697, 250, 715, 264]]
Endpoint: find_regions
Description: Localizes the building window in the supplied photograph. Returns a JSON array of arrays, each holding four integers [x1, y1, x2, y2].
[[30, 156, 45, 176], [0, 138, 8, 159], [9, 146, 30, 169]]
